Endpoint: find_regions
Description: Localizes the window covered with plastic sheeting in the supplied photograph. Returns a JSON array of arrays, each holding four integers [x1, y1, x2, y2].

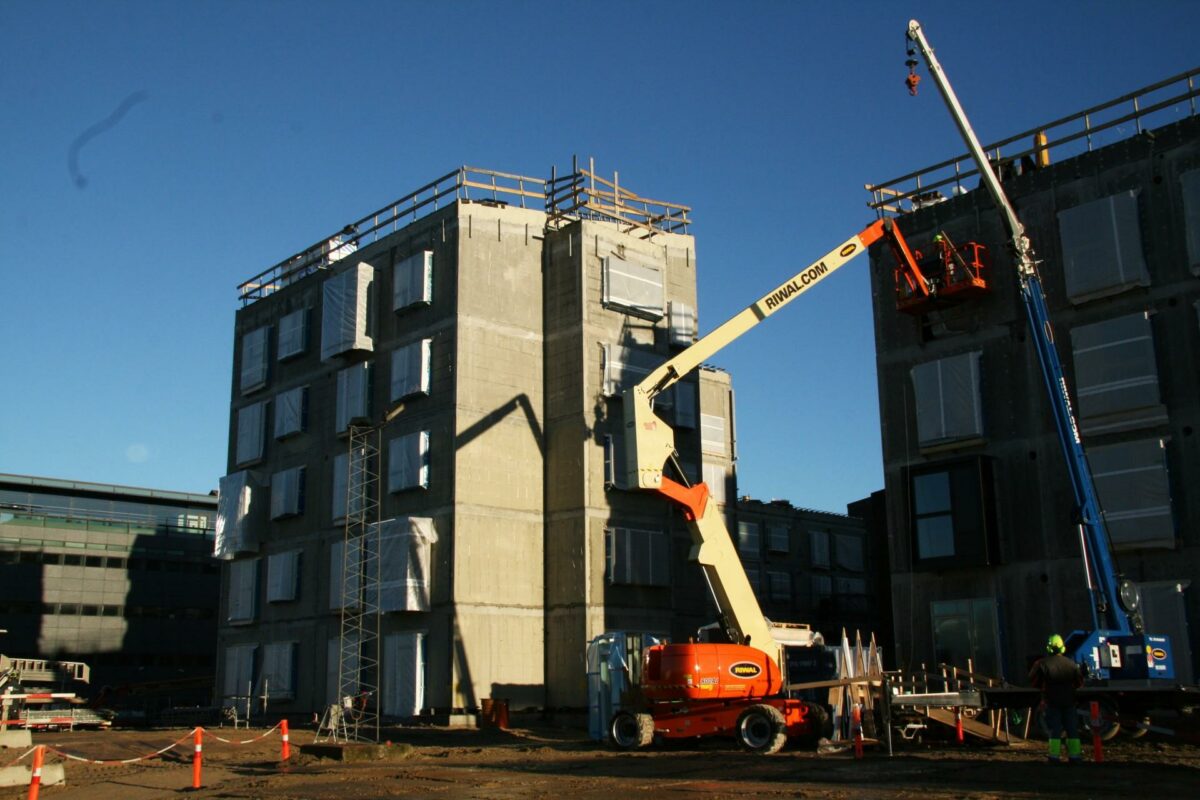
[[321, 263, 374, 361], [383, 632, 425, 717], [1181, 169, 1200, 273], [270, 466, 305, 519], [911, 351, 984, 448], [1089, 438, 1174, 550], [258, 641, 297, 699], [737, 521, 760, 557], [673, 381, 697, 428], [1070, 312, 1166, 434], [607, 527, 669, 586], [227, 558, 258, 623], [336, 362, 372, 433], [768, 524, 789, 553], [810, 530, 830, 568], [329, 538, 362, 611], [236, 401, 267, 466], [1058, 191, 1150, 303], [702, 462, 727, 504], [388, 431, 430, 492], [326, 635, 358, 704], [669, 301, 697, 347], [391, 338, 432, 402], [240, 325, 270, 394], [394, 250, 433, 311], [374, 517, 437, 612], [835, 534, 864, 572], [222, 643, 256, 703], [700, 413, 727, 455], [332, 448, 371, 523], [603, 433, 626, 489], [601, 343, 660, 397], [266, 550, 300, 602], [214, 471, 261, 559], [602, 254, 665, 320], [274, 386, 307, 440], [277, 308, 308, 361], [768, 571, 791, 602]]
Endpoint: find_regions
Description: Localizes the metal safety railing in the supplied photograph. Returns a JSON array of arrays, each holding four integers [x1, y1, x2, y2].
[[237, 166, 547, 304], [866, 66, 1200, 217]]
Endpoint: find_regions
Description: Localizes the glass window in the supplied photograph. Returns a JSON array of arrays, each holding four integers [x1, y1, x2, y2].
[[607, 527, 670, 586], [913, 471, 954, 559], [601, 343, 660, 398], [1070, 312, 1165, 433], [266, 550, 299, 602], [390, 338, 432, 401], [393, 250, 433, 311], [1058, 191, 1150, 303], [1089, 438, 1174, 549], [673, 381, 697, 429], [235, 401, 267, 466], [767, 524, 789, 554], [227, 558, 258, 623], [1182, 169, 1200, 274], [737, 521, 760, 558], [240, 326, 270, 394], [602, 254, 665, 320], [336, 362, 372, 433], [388, 431, 430, 492], [909, 458, 996, 568], [277, 309, 308, 361], [700, 413, 727, 456], [321, 263, 375, 361], [269, 467, 305, 520], [668, 301, 697, 347], [768, 571, 791, 602], [931, 598, 1001, 676], [910, 351, 984, 448], [835, 534, 864, 572], [274, 386, 307, 440], [810, 530, 830, 569]]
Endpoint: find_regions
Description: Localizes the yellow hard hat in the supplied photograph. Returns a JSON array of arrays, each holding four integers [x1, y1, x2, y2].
[[1046, 634, 1065, 655]]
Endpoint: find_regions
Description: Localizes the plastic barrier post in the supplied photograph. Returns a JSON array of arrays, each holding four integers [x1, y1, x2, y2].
[[852, 705, 864, 759], [27, 744, 44, 800], [1090, 701, 1103, 763], [280, 719, 290, 761], [192, 727, 203, 789], [955, 707, 964, 744]]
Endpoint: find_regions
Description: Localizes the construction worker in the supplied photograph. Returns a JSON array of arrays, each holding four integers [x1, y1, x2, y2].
[[1028, 634, 1084, 763]]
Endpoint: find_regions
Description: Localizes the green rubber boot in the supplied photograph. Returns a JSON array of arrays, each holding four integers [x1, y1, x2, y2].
[[1067, 738, 1082, 763]]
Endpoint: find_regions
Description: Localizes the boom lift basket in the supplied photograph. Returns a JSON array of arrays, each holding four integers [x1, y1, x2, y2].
[[894, 231, 990, 314]]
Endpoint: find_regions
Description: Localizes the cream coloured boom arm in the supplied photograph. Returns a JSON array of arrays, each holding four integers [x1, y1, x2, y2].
[[619, 219, 892, 660]]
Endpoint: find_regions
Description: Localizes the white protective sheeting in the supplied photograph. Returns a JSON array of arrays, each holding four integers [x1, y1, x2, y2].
[[383, 632, 425, 717], [375, 517, 437, 612], [1058, 191, 1150, 303], [214, 471, 261, 559], [274, 386, 306, 439], [668, 300, 697, 347], [321, 262, 375, 361], [269, 466, 305, 519], [336, 363, 371, 432], [227, 558, 258, 623], [222, 644, 257, 704], [601, 343, 660, 397], [266, 550, 300, 602], [258, 642, 297, 699], [601, 254, 665, 319], [390, 338, 432, 401], [240, 326, 270, 394], [277, 308, 308, 360], [387, 431, 430, 492], [910, 351, 984, 447], [393, 250, 434, 311], [235, 401, 267, 466]]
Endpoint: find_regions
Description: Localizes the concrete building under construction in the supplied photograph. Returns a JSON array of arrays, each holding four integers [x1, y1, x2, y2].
[[214, 164, 740, 716], [865, 68, 1200, 683]]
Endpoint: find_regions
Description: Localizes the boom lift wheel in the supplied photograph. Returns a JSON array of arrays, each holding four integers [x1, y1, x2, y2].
[[736, 704, 788, 754], [609, 711, 655, 749]]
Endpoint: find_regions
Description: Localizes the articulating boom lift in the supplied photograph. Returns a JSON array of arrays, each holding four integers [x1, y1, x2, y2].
[[905, 19, 1174, 682], [604, 218, 919, 753]]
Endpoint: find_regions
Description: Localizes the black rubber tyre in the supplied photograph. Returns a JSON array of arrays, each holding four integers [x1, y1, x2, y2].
[[736, 704, 788, 754], [609, 711, 655, 749]]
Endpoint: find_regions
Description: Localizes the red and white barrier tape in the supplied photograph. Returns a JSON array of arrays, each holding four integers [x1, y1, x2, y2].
[[205, 722, 281, 745], [47, 729, 195, 765], [1, 745, 37, 768]]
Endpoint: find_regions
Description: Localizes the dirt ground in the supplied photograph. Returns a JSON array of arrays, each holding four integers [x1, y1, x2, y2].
[[6, 721, 1199, 800]]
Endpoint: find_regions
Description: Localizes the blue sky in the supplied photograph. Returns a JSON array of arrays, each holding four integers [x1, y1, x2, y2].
[[1, 1, 1194, 511]]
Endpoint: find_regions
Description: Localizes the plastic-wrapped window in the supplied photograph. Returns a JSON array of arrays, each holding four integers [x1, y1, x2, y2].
[[258, 642, 296, 699], [240, 326, 270, 394], [768, 571, 791, 602], [236, 401, 267, 466], [222, 644, 256, 702], [274, 386, 306, 439], [910, 351, 984, 448], [336, 363, 372, 433], [326, 635, 358, 704], [1058, 191, 1150, 303], [391, 338, 432, 402], [382, 632, 425, 717], [227, 558, 258, 623], [321, 263, 375, 361], [835, 534, 864, 572], [266, 550, 299, 602], [673, 382, 697, 429], [375, 517, 437, 612], [607, 527, 669, 586], [277, 309, 308, 361], [602, 255, 665, 320], [388, 431, 430, 492], [393, 250, 433, 311], [1180, 169, 1200, 274], [1089, 438, 1174, 549], [702, 462, 726, 504], [328, 538, 362, 610], [700, 413, 727, 455], [737, 521, 760, 557], [768, 524, 789, 553], [214, 471, 260, 559], [601, 343, 660, 397], [331, 449, 370, 523], [1071, 312, 1165, 432], [269, 466, 305, 520], [810, 530, 830, 568], [668, 301, 697, 347]]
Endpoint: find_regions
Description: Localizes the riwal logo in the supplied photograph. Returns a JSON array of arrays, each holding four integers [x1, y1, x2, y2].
[[728, 661, 762, 680], [1152, 648, 1168, 661]]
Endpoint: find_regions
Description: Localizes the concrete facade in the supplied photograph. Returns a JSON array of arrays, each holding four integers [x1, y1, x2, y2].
[[218, 180, 736, 715], [0, 473, 218, 706], [867, 114, 1200, 682]]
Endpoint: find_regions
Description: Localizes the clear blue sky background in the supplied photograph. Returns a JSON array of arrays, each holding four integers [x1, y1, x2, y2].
[[1, 1, 1194, 511]]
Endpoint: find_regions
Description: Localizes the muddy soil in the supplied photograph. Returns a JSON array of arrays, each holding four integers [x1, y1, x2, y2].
[[6, 723, 1198, 799]]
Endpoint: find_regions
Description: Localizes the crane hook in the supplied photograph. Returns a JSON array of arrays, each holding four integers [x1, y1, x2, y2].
[[905, 54, 921, 96]]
